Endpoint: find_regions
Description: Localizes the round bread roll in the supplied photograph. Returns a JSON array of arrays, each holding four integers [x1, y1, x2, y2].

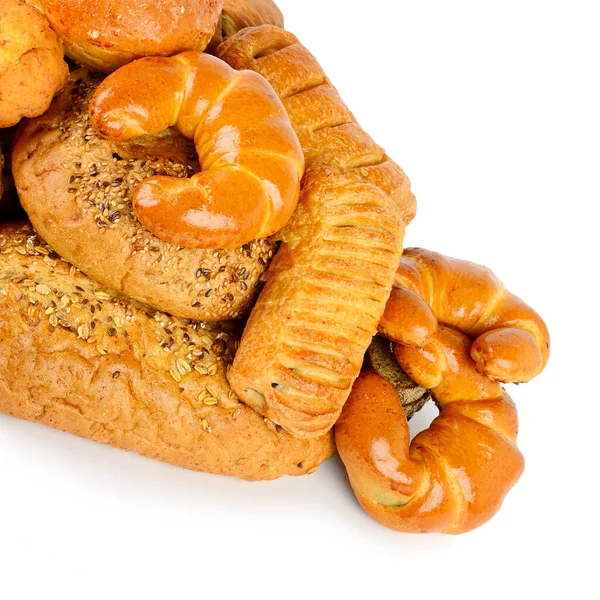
[[30, 0, 223, 73], [0, 0, 68, 128], [0, 222, 334, 480], [13, 71, 276, 322]]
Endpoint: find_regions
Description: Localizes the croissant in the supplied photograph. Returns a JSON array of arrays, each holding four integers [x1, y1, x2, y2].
[[380, 248, 550, 383], [336, 330, 524, 534], [89, 51, 304, 250], [218, 26, 414, 438]]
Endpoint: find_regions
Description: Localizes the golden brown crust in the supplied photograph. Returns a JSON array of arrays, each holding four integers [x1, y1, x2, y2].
[[0, 0, 68, 128], [227, 167, 405, 437], [0, 222, 334, 480], [218, 26, 414, 437], [391, 248, 551, 383], [217, 26, 416, 225], [208, 0, 283, 51], [12, 71, 276, 322], [31, 0, 223, 73], [88, 52, 304, 249], [365, 336, 430, 421]]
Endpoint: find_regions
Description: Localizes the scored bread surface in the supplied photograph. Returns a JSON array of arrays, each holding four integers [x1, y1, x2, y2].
[[219, 27, 414, 437], [0, 222, 334, 480]]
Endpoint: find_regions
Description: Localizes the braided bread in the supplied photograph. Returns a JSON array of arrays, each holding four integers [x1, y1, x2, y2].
[[89, 51, 304, 250], [0, 0, 68, 128], [381, 248, 550, 383], [218, 26, 415, 437], [336, 335, 524, 534], [13, 71, 276, 322], [336, 248, 549, 533]]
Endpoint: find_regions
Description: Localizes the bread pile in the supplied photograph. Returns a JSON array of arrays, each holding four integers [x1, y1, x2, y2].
[[0, 0, 549, 534]]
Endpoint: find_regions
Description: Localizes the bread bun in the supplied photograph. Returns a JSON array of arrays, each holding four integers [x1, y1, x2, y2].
[[0, 222, 334, 480], [13, 71, 276, 322], [31, 0, 223, 73], [0, 0, 68, 127]]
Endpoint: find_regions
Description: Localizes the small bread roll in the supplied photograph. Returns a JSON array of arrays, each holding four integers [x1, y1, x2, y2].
[[0, 0, 68, 128], [13, 71, 276, 322], [0, 222, 334, 480], [31, 0, 223, 73]]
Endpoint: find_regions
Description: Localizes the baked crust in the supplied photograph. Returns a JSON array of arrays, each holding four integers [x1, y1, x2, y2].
[[0, 0, 68, 128], [12, 71, 276, 322], [30, 0, 223, 73], [219, 27, 414, 437], [0, 222, 334, 480], [208, 0, 283, 51]]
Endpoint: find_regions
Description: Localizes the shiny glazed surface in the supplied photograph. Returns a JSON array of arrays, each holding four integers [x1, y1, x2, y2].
[[89, 51, 304, 249]]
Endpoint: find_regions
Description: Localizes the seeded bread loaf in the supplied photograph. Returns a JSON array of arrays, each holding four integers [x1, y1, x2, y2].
[[0, 222, 334, 480], [12, 71, 276, 322]]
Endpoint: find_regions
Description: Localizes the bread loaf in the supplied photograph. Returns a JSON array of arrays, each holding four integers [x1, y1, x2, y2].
[[0, 222, 334, 480]]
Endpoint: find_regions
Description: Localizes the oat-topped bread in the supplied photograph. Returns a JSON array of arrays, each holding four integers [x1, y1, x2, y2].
[[0, 222, 334, 480], [12, 71, 276, 322]]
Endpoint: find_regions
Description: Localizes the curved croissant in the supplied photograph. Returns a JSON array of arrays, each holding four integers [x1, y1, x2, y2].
[[218, 26, 414, 438], [336, 327, 524, 534], [379, 248, 550, 383], [89, 51, 304, 249]]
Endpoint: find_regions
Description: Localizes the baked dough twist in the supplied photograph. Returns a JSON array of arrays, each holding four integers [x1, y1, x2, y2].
[[0, 0, 68, 128], [29, 0, 223, 73], [380, 248, 550, 383], [89, 51, 304, 249], [336, 338, 524, 534], [0, 222, 334, 481], [218, 26, 415, 437]]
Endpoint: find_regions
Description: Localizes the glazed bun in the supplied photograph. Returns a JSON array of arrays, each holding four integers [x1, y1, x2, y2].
[[31, 0, 223, 73]]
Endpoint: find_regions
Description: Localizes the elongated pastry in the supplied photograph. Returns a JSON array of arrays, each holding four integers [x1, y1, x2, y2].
[[218, 27, 415, 437], [0, 222, 334, 480], [13, 71, 276, 322], [0, 0, 68, 128]]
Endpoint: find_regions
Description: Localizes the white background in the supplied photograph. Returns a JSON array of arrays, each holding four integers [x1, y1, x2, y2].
[[1, 1, 598, 598]]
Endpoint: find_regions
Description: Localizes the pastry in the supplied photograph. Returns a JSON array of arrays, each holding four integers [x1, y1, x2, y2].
[[29, 0, 223, 73], [0, 222, 334, 480], [336, 247, 549, 533], [13, 71, 276, 322], [0, 0, 68, 128], [381, 248, 551, 383], [336, 357, 523, 534], [218, 26, 415, 437], [89, 51, 304, 249]]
